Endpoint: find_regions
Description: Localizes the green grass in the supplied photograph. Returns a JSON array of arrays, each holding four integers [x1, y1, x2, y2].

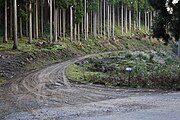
[[65, 64, 105, 84], [65, 64, 85, 83], [0, 79, 5, 86], [0, 37, 66, 53], [66, 50, 180, 89]]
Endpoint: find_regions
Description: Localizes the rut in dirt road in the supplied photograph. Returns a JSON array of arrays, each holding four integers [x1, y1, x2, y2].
[[2, 52, 180, 120]]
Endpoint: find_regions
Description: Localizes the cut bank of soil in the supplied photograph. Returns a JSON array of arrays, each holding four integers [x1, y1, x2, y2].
[[0, 49, 79, 81]]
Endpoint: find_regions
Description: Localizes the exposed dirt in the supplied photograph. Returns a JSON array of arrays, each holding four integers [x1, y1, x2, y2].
[[1, 52, 179, 120], [0, 53, 180, 120], [0, 49, 78, 80]]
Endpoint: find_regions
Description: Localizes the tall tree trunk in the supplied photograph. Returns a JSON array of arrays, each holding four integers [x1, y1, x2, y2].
[[117, 4, 120, 27], [93, 11, 97, 39], [29, 2, 33, 44], [57, 9, 59, 36], [121, 3, 124, 34], [19, 17, 23, 38], [150, 11, 153, 27], [147, 11, 150, 31], [54, 0, 58, 42], [26, 3, 29, 37], [4, 0, 8, 43], [81, 17, 84, 35], [109, 6, 112, 37], [100, 0, 102, 37], [134, 20, 136, 30], [78, 23, 80, 41], [103, 0, 106, 40], [125, 6, 128, 33], [97, 2, 100, 35], [35, 0, 39, 38], [138, 11, 141, 30], [33, 2, 36, 38], [90, 11, 93, 35], [70, 6, 73, 42], [145, 11, 147, 30], [59, 9, 62, 37], [107, 5, 110, 41], [26, 18, 29, 37], [48, 0, 53, 44], [84, 0, 87, 40], [10, 0, 13, 38], [112, 5, 115, 37], [13, 0, 18, 49], [74, 24, 77, 41], [129, 9, 132, 34], [87, 12, 89, 38], [63, 9, 66, 40], [41, 0, 44, 37]]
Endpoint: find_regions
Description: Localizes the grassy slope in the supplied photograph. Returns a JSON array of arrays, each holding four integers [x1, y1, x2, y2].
[[0, 32, 177, 85]]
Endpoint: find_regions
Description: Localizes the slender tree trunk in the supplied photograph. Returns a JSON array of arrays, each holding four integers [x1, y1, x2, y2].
[[57, 10, 59, 36], [70, 6, 73, 42], [125, 6, 128, 33], [100, 0, 102, 37], [145, 11, 147, 30], [150, 11, 153, 27], [84, 0, 87, 40], [117, 5, 120, 27], [26, 3, 29, 37], [4, 0, 8, 43], [33, 2, 36, 38], [78, 23, 80, 41], [54, 0, 58, 42], [87, 12, 89, 38], [129, 9, 132, 34], [13, 0, 18, 49], [81, 17, 84, 35], [134, 20, 136, 30], [138, 11, 141, 30], [10, 0, 13, 38], [121, 3, 124, 34], [59, 9, 62, 37], [74, 24, 77, 41], [112, 5, 115, 37], [147, 11, 150, 31], [35, 0, 39, 38], [29, 2, 33, 44], [48, 0, 53, 44], [41, 0, 44, 37], [20, 17, 23, 38], [26, 18, 29, 37], [93, 12, 97, 39], [107, 5, 110, 41], [97, 2, 100, 35], [90, 11, 93, 35], [109, 6, 112, 37], [63, 9, 66, 40], [103, 0, 106, 40]]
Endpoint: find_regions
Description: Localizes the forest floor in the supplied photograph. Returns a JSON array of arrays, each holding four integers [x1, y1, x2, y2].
[[0, 34, 179, 119]]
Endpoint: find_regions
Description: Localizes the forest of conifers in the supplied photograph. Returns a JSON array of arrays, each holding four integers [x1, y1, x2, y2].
[[0, 0, 154, 49]]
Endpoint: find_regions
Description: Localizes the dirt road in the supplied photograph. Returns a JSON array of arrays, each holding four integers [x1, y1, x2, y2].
[[1, 53, 180, 120]]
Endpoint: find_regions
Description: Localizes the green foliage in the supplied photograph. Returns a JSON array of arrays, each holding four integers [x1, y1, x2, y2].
[[66, 48, 179, 89], [150, 0, 180, 41], [56, 0, 74, 9], [74, 0, 84, 23]]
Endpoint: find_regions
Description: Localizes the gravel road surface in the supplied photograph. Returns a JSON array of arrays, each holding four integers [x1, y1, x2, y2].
[[0, 53, 179, 120]]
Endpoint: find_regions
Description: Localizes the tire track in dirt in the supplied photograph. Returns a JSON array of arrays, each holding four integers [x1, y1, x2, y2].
[[4, 52, 173, 119]]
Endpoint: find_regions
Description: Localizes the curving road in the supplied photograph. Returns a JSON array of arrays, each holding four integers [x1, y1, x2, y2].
[[1, 53, 180, 120]]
